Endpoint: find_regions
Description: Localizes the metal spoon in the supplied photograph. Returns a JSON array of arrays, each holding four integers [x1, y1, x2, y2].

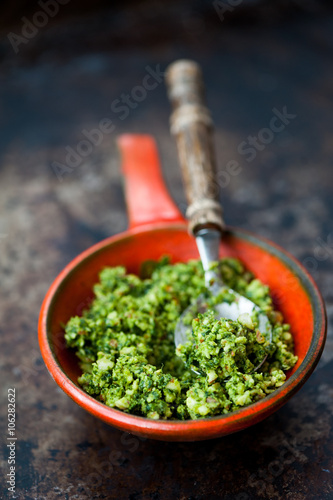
[[165, 60, 272, 370]]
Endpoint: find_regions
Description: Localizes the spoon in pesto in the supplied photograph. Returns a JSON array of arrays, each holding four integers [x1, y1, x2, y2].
[[165, 60, 272, 371]]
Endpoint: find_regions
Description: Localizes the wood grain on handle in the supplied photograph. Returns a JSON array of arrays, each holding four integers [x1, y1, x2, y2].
[[165, 59, 224, 235]]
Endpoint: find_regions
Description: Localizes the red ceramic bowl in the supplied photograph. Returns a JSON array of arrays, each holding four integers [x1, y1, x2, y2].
[[39, 134, 326, 441]]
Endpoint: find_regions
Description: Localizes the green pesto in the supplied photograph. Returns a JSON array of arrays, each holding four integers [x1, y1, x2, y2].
[[64, 257, 298, 420]]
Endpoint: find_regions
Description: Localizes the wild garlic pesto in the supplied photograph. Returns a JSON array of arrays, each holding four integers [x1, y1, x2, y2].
[[64, 257, 298, 420]]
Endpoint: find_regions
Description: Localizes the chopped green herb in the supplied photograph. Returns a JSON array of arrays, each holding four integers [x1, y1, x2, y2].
[[64, 257, 297, 420]]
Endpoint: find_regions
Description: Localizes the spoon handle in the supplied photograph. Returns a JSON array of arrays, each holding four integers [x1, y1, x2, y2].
[[165, 59, 225, 235]]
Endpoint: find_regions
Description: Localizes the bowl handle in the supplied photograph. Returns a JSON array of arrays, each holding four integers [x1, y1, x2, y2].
[[117, 134, 185, 230]]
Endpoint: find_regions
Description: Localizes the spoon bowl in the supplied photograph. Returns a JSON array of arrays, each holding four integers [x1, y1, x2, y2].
[[174, 227, 272, 360]]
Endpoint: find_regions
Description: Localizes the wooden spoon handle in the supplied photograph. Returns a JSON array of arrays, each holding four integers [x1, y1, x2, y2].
[[165, 59, 224, 235]]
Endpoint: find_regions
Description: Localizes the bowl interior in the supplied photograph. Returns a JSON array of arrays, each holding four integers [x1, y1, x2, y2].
[[46, 225, 316, 386]]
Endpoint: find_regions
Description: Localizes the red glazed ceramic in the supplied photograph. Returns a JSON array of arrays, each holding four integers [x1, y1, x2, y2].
[[38, 134, 327, 441]]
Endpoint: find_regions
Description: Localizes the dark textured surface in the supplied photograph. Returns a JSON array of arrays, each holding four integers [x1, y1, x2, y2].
[[0, 3, 333, 499]]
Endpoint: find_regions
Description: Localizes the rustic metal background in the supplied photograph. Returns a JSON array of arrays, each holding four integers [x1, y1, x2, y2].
[[0, 1, 332, 498]]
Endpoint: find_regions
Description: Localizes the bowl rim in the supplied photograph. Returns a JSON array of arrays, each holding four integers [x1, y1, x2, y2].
[[38, 223, 327, 439]]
